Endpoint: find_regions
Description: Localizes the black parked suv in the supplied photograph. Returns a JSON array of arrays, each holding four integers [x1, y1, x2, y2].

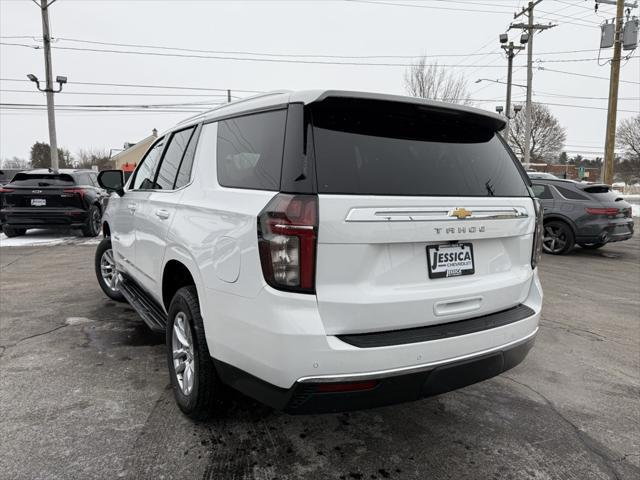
[[0, 169, 108, 238], [531, 178, 634, 254]]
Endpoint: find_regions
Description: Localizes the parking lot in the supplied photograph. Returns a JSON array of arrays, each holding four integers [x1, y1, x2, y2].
[[0, 228, 638, 480]]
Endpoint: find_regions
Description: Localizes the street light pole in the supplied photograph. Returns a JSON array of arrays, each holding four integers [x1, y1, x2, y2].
[[39, 0, 59, 173]]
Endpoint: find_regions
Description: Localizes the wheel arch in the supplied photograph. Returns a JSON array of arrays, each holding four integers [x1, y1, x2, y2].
[[543, 213, 577, 236], [102, 221, 111, 238], [162, 259, 199, 312]]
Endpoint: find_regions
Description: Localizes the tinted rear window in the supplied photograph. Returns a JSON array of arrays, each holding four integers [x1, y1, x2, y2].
[[217, 109, 287, 191], [582, 186, 624, 202], [10, 173, 75, 186], [311, 99, 529, 197]]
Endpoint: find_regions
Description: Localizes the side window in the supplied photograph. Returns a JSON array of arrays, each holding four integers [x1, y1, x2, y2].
[[131, 139, 165, 190], [174, 127, 200, 189], [154, 127, 196, 190], [555, 185, 588, 200], [216, 109, 287, 190], [90, 173, 99, 187], [532, 183, 553, 199]]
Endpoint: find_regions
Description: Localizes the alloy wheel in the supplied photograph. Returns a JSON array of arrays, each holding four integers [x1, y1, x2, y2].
[[543, 225, 567, 254], [99, 248, 119, 292], [172, 312, 195, 396]]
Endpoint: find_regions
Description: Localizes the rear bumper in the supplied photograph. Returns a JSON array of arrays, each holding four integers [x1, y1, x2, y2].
[[576, 218, 634, 244], [0, 207, 89, 229], [215, 331, 536, 414]]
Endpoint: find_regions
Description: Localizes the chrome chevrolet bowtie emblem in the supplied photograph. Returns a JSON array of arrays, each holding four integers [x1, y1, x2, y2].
[[449, 207, 473, 219]]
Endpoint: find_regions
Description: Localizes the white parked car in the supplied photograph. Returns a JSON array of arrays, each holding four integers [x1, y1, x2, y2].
[[95, 90, 543, 418]]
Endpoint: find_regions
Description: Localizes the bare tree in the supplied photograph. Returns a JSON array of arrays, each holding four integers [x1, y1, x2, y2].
[[1, 156, 30, 169], [507, 103, 566, 163], [617, 115, 640, 160], [404, 57, 473, 105], [75, 148, 114, 170]]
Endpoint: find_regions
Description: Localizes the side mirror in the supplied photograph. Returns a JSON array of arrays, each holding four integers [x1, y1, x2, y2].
[[98, 170, 125, 196]]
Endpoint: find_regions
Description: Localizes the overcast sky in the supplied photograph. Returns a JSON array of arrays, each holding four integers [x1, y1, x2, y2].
[[1, 0, 638, 162]]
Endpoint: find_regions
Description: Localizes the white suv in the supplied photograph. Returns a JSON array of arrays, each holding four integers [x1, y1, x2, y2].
[[95, 90, 543, 419]]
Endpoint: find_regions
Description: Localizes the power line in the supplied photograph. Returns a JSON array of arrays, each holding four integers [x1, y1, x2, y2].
[[346, 0, 513, 14], [0, 77, 265, 93], [1, 41, 624, 68], [539, 66, 640, 84], [0, 88, 240, 98], [0, 35, 607, 59]]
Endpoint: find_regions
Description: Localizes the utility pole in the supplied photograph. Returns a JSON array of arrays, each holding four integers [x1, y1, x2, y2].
[[39, 0, 59, 173], [511, 1, 555, 165], [501, 40, 525, 140], [603, 0, 626, 185]]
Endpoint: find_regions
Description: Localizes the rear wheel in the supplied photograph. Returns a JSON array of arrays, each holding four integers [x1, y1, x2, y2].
[[2, 226, 26, 238], [542, 220, 575, 255], [167, 286, 226, 420], [95, 237, 126, 302], [579, 242, 606, 250], [81, 204, 102, 237]]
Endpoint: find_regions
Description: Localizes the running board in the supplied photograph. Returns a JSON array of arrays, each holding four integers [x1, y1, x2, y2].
[[118, 274, 167, 333]]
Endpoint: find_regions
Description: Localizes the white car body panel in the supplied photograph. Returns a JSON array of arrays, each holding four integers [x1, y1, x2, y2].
[[101, 89, 541, 399]]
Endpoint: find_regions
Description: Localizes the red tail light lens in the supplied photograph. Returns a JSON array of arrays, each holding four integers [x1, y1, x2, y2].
[[62, 188, 85, 198], [0, 187, 15, 193], [62, 188, 86, 199], [258, 194, 318, 293], [586, 207, 618, 217]]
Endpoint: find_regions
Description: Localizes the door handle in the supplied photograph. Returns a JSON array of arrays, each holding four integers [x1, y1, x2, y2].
[[155, 209, 170, 219]]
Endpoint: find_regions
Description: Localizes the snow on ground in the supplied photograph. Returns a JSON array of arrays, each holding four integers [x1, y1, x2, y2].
[[0, 229, 101, 247]]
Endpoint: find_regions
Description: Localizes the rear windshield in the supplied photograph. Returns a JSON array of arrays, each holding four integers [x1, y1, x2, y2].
[[311, 98, 529, 197], [10, 173, 75, 187], [582, 186, 624, 202]]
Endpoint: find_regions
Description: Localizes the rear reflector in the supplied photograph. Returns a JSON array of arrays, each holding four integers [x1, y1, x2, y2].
[[315, 380, 379, 393], [586, 207, 618, 216]]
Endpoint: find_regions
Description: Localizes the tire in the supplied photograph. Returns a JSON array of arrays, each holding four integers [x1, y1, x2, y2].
[[81, 204, 102, 237], [167, 286, 226, 420], [542, 220, 575, 255], [95, 237, 126, 302], [2, 226, 26, 238], [578, 242, 606, 250]]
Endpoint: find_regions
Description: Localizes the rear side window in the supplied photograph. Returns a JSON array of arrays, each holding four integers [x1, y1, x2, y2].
[[155, 127, 196, 190], [532, 183, 553, 199], [554, 185, 589, 200], [310, 98, 529, 197], [175, 127, 199, 189], [76, 173, 92, 186], [10, 173, 75, 186], [132, 139, 165, 190], [216, 110, 286, 191]]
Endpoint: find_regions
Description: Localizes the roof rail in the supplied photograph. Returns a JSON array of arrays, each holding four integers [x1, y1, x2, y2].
[[176, 90, 291, 126]]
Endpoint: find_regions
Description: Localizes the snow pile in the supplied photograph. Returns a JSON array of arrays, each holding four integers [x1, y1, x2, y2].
[[0, 229, 101, 247]]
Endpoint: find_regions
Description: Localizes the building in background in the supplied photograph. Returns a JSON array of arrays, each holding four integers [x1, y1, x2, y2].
[[111, 128, 157, 176]]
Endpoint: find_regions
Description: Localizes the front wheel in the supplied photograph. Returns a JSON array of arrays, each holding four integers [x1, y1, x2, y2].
[[579, 242, 606, 250], [167, 286, 227, 420], [95, 237, 126, 302], [542, 220, 575, 255]]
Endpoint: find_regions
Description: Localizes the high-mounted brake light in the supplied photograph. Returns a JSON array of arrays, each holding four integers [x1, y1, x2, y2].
[[586, 207, 618, 217], [257, 194, 318, 293], [531, 198, 543, 269]]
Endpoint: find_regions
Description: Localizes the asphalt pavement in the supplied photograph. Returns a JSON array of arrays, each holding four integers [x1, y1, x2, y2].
[[0, 230, 638, 480]]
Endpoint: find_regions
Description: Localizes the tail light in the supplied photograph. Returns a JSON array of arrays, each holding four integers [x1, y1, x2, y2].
[[62, 188, 86, 199], [586, 207, 618, 217], [531, 198, 543, 269], [0, 187, 15, 193], [258, 194, 318, 294]]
